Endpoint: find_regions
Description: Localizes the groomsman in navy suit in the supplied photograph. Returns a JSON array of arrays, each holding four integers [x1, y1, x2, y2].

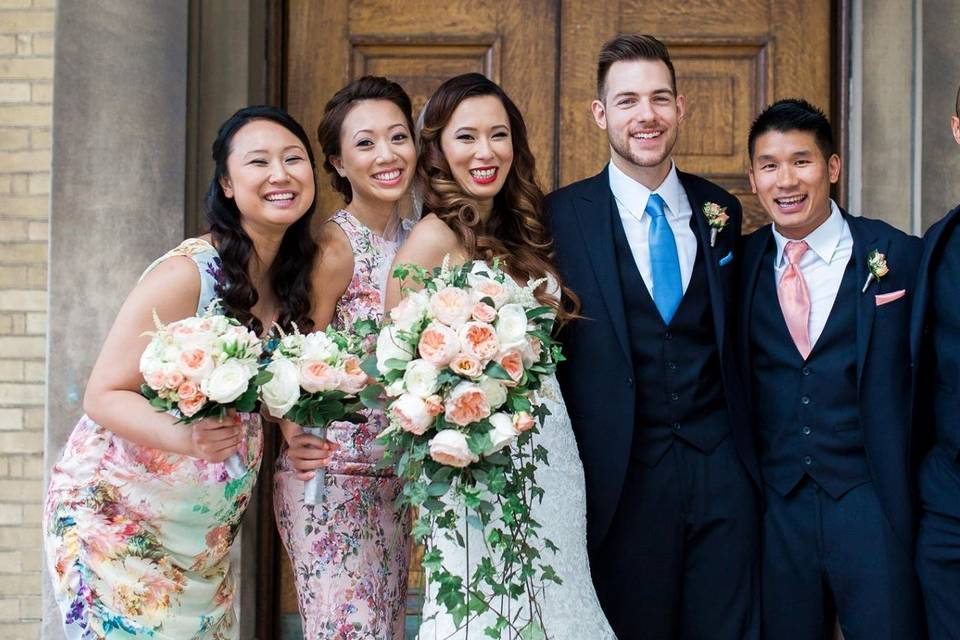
[[912, 85, 960, 640], [547, 34, 760, 639], [739, 99, 925, 639]]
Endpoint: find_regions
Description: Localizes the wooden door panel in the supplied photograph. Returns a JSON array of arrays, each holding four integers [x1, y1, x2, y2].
[[559, 0, 831, 231]]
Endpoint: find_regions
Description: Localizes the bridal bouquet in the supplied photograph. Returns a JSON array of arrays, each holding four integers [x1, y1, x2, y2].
[[138, 305, 270, 478], [370, 258, 562, 638], [259, 323, 375, 504]]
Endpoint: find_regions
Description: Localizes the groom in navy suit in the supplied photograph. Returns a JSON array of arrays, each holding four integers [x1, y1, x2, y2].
[[547, 34, 760, 639], [912, 85, 960, 640], [739, 99, 925, 639]]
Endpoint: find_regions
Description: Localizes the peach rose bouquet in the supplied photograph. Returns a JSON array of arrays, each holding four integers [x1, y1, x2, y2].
[[365, 258, 563, 638], [259, 321, 376, 505], [138, 305, 270, 478]]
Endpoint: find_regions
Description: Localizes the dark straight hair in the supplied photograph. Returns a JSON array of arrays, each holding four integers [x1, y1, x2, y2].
[[747, 98, 835, 161], [204, 105, 319, 335], [596, 34, 677, 99]]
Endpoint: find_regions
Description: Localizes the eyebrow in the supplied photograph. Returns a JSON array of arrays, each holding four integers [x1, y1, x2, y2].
[[242, 145, 304, 158], [351, 123, 410, 140], [454, 124, 510, 134], [611, 88, 675, 100], [755, 149, 814, 162]]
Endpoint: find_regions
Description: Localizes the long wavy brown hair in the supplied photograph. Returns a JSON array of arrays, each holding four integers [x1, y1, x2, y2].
[[417, 73, 580, 323]]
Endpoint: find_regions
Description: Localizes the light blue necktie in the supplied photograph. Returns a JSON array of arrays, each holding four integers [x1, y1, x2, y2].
[[647, 193, 682, 323]]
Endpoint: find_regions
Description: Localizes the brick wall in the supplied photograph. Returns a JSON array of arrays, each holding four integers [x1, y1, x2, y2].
[[0, 0, 53, 635]]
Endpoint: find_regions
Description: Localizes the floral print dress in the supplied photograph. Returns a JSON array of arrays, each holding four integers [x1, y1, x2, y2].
[[43, 239, 263, 639], [274, 210, 411, 639]]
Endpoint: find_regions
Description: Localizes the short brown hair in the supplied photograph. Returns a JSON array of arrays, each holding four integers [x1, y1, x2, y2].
[[596, 34, 677, 100]]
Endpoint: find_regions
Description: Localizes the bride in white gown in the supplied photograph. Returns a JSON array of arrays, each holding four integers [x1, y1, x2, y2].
[[384, 72, 614, 639]]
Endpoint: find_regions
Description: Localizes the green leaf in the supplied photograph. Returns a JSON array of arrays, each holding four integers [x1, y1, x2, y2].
[[426, 481, 450, 497], [251, 369, 273, 386], [483, 362, 513, 381], [384, 358, 411, 371], [520, 622, 547, 640], [423, 497, 445, 512], [359, 384, 385, 410], [360, 354, 380, 379], [467, 429, 493, 456], [525, 306, 553, 319]]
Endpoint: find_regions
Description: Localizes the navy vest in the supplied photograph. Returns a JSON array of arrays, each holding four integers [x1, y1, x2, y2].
[[930, 223, 960, 460], [750, 240, 870, 498], [611, 201, 729, 467]]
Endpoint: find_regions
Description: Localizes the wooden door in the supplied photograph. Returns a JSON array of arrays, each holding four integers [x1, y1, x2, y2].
[[559, 0, 832, 230]]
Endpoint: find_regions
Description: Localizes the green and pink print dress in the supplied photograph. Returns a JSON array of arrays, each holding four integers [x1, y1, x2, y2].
[[273, 210, 411, 639], [43, 239, 263, 639]]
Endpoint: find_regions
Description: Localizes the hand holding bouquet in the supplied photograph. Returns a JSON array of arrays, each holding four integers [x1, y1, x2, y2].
[[138, 306, 271, 478]]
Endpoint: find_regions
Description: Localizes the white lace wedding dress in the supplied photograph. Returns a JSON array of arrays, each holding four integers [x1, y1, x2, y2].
[[417, 372, 616, 639]]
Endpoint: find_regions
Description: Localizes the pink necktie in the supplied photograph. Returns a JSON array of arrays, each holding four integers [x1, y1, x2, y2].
[[778, 240, 812, 359]]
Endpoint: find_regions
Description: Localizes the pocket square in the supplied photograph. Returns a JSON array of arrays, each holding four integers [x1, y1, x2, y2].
[[718, 251, 733, 267], [875, 289, 906, 306]]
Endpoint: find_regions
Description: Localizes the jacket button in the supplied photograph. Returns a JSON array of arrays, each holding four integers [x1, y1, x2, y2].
[[802, 426, 812, 436], [802, 367, 811, 376], [803, 455, 813, 465], [667, 361, 678, 370], [664, 331, 673, 341], [670, 392, 680, 401], [801, 396, 811, 405], [672, 422, 681, 431], [627, 377, 634, 388]]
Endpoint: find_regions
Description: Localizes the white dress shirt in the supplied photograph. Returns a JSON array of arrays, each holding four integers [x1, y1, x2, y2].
[[772, 200, 852, 348], [608, 160, 698, 297]]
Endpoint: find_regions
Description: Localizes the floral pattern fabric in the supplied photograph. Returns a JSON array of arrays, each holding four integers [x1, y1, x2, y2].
[[43, 239, 264, 639], [274, 210, 411, 639]]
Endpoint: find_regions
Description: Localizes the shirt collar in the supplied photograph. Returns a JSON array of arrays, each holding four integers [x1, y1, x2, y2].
[[608, 159, 684, 219], [772, 200, 846, 267]]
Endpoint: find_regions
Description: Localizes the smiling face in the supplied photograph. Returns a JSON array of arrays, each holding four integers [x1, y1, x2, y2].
[[331, 99, 416, 209], [439, 95, 514, 209], [749, 129, 841, 240], [220, 119, 315, 231], [592, 58, 685, 188]]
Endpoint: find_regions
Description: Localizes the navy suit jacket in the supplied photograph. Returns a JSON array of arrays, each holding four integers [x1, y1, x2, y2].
[[739, 212, 922, 549], [909, 204, 960, 457], [547, 167, 760, 549]]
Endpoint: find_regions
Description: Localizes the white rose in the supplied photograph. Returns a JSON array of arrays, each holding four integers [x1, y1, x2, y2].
[[428, 429, 479, 468], [484, 412, 519, 455], [390, 289, 430, 332], [390, 393, 433, 435], [403, 359, 441, 398], [201, 359, 252, 404], [301, 331, 341, 363], [495, 303, 529, 347], [376, 325, 415, 374], [478, 376, 507, 409], [260, 358, 300, 419], [385, 378, 406, 397]]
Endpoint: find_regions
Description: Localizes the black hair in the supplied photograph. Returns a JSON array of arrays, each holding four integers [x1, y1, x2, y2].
[[748, 98, 834, 160], [204, 105, 319, 335], [596, 34, 677, 100]]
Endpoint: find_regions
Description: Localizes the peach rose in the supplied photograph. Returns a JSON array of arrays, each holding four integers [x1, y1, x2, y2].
[[521, 336, 543, 367], [424, 394, 444, 417], [450, 354, 483, 379], [418, 322, 460, 367], [513, 411, 535, 433], [178, 392, 207, 417], [177, 380, 200, 400], [390, 393, 433, 435], [299, 361, 342, 394], [178, 347, 215, 381], [428, 429, 479, 468], [144, 369, 166, 391], [337, 355, 368, 395], [429, 286, 473, 328], [471, 277, 511, 309], [444, 382, 491, 426], [471, 302, 497, 323], [458, 321, 500, 362], [496, 349, 524, 386], [164, 370, 185, 390]]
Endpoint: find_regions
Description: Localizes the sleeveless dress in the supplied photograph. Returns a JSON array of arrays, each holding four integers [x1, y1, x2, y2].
[[42, 238, 264, 639], [418, 275, 615, 640], [273, 210, 412, 639]]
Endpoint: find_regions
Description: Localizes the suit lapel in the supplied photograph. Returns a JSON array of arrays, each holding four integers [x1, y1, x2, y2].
[[573, 169, 632, 364], [847, 213, 885, 390], [680, 172, 727, 354], [911, 209, 959, 361], [741, 226, 773, 406]]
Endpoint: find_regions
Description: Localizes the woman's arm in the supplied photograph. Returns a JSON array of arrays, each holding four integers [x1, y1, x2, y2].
[[383, 214, 462, 312]]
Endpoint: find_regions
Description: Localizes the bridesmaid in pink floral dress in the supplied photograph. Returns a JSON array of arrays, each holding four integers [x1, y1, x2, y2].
[[272, 76, 416, 639]]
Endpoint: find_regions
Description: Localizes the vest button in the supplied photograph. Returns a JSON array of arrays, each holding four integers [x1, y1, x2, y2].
[[802, 426, 812, 436], [627, 377, 634, 388], [672, 422, 681, 431], [664, 331, 673, 341], [670, 392, 680, 401], [667, 361, 678, 370], [802, 367, 811, 376], [801, 396, 811, 405], [803, 455, 813, 465]]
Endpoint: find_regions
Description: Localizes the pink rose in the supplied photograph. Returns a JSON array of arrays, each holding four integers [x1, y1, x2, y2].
[[428, 429, 479, 468], [418, 322, 460, 367], [444, 382, 491, 426], [424, 394, 444, 417], [164, 370, 185, 390], [496, 350, 524, 386], [178, 392, 207, 417], [337, 355, 368, 395], [177, 380, 200, 400], [450, 354, 483, 379], [178, 348, 215, 381], [170, 323, 198, 340], [299, 361, 342, 393], [429, 286, 473, 327], [144, 370, 166, 391], [471, 278, 511, 308], [471, 302, 497, 323], [458, 321, 500, 362], [521, 336, 543, 367], [513, 411, 535, 433], [390, 394, 433, 435]]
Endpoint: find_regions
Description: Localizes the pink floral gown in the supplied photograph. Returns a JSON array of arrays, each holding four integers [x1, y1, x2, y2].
[[42, 239, 264, 639], [274, 210, 411, 639]]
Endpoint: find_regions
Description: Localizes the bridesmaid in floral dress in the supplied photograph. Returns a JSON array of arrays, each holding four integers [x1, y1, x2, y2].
[[42, 106, 321, 638], [272, 76, 416, 639]]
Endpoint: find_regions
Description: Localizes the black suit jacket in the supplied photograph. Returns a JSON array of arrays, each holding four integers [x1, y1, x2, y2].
[[739, 211, 922, 549], [547, 167, 760, 549]]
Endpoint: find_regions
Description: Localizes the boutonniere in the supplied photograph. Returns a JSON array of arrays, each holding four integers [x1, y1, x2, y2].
[[703, 202, 729, 247], [861, 249, 889, 292]]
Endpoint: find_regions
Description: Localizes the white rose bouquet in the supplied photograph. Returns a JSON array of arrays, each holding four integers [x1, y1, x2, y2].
[[366, 258, 563, 638], [138, 306, 270, 478], [259, 322, 376, 505]]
